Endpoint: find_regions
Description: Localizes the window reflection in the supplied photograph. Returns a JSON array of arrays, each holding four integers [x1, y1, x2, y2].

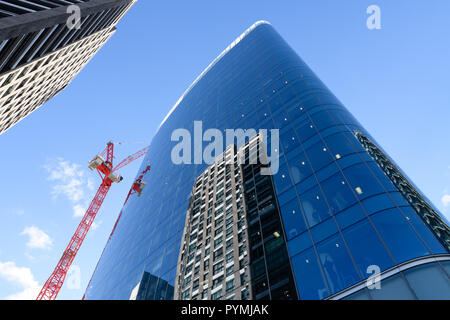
[[299, 186, 331, 227], [316, 234, 360, 294]]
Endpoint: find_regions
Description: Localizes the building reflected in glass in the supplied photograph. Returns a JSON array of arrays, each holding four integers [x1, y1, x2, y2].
[[85, 21, 450, 300]]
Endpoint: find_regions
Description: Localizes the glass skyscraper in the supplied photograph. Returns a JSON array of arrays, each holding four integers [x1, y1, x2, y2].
[[85, 21, 450, 300]]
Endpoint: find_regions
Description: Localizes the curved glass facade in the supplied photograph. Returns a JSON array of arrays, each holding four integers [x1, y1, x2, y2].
[[84, 21, 450, 300]]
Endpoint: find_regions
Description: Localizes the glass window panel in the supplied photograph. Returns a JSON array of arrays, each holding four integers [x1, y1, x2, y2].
[[305, 142, 334, 172], [400, 206, 446, 254], [342, 163, 385, 199], [361, 193, 396, 216], [280, 127, 299, 154], [299, 185, 332, 228], [335, 203, 366, 230], [310, 218, 339, 244], [280, 197, 307, 239], [342, 219, 394, 277], [288, 154, 313, 185], [287, 231, 313, 257], [320, 172, 358, 214], [316, 234, 360, 294], [371, 208, 430, 264], [272, 164, 293, 194], [366, 162, 396, 192], [291, 247, 329, 300]]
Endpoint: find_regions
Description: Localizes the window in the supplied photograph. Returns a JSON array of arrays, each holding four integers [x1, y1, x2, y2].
[[182, 289, 190, 300], [183, 275, 191, 289], [226, 279, 235, 292], [290, 247, 328, 300], [342, 218, 394, 277], [215, 226, 223, 237], [226, 266, 234, 276], [213, 261, 224, 275], [226, 239, 233, 251], [371, 208, 430, 264], [192, 279, 199, 291], [211, 290, 222, 300], [240, 273, 247, 285], [213, 276, 224, 288], [280, 197, 306, 240], [320, 171, 357, 214], [213, 248, 224, 261], [214, 237, 223, 248], [299, 185, 332, 228], [316, 234, 360, 295], [226, 251, 234, 263]]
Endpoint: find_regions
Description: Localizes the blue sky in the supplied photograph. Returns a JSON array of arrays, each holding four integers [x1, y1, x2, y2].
[[0, 0, 449, 300]]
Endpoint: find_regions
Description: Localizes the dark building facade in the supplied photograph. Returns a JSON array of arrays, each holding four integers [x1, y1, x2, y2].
[[85, 21, 450, 300], [0, 0, 136, 134]]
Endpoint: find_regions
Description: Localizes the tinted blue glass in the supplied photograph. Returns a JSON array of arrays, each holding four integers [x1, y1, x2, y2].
[[299, 185, 332, 227], [371, 208, 430, 264], [316, 234, 360, 294], [342, 162, 385, 199], [280, 196, 307, 239], [335, 203, 366, 230], [287, 231, 313, 257], [305, 142, 334, 172], [320, 172, 357, 214], [342, 219, 394, 277], [286, 147, 313, 185], [400, 206, 446, 254], [272, 164, 293, 194], [310, 217, 338, 243], [291, 248, 329, 299]]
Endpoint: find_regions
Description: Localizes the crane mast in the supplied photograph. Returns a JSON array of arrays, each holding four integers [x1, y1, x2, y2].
[[37, 142, 149, 300]]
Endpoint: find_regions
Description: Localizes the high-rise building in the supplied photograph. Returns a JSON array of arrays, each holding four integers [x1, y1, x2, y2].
[[174, 134, 296, 300], [85, 21, 450, 300], [0, 0, 136, 134]]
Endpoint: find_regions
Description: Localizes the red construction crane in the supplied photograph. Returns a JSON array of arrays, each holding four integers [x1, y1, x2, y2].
[[37, 142, 149, 300], [108, 164, 151, 241]]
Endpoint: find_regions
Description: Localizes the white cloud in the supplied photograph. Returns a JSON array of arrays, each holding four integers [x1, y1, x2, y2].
[[442, 194, 450, 208], [0, 261, 40, 300], [44, 158, 88, 203], [44, 158, 95, 218], [20, 226, 52, 250], [73, 204, 86, 218]]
